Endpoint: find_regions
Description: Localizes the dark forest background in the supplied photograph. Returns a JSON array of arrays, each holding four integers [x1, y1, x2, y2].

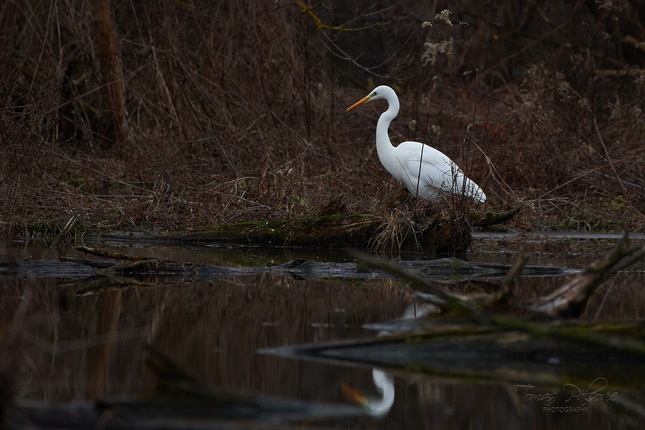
[[1, 0, 644, 233]]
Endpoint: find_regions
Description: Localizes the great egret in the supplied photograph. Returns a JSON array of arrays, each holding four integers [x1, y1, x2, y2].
[[346, 86, 486, 203]]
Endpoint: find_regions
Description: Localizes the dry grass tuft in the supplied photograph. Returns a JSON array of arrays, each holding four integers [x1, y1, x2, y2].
[[369, 209, 412, 254]]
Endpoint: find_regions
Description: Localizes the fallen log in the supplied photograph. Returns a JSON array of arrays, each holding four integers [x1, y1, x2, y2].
[[262, 321, 645, 388], [80, 208, 519, 254], [48, 246, 575, 286]]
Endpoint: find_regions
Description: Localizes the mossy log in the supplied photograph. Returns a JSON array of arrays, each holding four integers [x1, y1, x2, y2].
[[471, 206, 522, 227], [16, 207, 519, 254], [88, 212, 489, 254]]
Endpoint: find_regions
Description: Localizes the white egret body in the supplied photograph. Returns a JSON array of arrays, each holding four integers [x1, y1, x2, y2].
[[346, 86, 486, 203]]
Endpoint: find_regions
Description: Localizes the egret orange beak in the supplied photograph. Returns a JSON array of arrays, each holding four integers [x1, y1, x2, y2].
[[346, 94, 372, 112], [342, 383, 368, 405]]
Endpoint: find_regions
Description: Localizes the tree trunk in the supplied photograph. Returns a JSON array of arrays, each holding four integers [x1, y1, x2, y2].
[[94, 0, 126, 147]]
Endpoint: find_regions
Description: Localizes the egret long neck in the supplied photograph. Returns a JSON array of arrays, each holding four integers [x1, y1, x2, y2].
[[369, 369, 395, 416], [375, 97, 399, 170]]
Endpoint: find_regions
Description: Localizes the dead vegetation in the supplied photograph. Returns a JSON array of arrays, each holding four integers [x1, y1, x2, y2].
[[1, 0, 644, 237]]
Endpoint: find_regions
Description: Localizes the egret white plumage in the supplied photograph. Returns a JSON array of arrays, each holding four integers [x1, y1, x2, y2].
[[346, 85, 486, 203]]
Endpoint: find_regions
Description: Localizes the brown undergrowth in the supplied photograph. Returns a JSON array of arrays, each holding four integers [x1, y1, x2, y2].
[[1, 1, 644, 241]]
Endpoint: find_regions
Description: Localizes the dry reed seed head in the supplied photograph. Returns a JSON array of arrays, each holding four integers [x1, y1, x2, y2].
[[435, 10, 453, 26], [520, 65, 578, 113], [421, 40, 454, 67], [607, 95, 643, 126], [635, 70, 645, 85], [595, 0, 613, 10], [554, 72, 576, 103]]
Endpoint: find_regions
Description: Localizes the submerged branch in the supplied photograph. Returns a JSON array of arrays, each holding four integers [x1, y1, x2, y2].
[[527, 233, 645, 318], [351, 234, 645, 355], [485, 251, 529, 311], [350, 250, 491, 323]]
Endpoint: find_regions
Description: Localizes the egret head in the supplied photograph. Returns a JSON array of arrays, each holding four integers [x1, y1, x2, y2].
[[346, 86, 394, 112]]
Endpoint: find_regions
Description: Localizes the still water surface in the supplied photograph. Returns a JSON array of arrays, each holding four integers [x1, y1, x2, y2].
[[2, 234, 644, 429]]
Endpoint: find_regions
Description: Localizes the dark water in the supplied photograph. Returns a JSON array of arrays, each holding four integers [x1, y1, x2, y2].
[[2, 234, 644, 429]]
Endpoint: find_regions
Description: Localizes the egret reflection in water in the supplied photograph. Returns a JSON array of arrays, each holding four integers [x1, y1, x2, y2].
[[341, 300, 437, 417], [342, 368, 394, 417]]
